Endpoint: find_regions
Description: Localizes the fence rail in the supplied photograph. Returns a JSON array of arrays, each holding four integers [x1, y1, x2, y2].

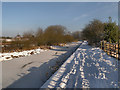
[[100, 40, 120, 60]]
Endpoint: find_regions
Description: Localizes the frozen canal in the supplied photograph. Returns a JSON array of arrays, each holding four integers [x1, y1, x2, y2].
[[41, 41, 118, 88], [2, 42, 80, 88]]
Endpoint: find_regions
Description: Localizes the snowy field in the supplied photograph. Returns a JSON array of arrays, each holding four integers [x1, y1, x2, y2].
[[41, 41, 118, 88], [2, 42, 80, 88]]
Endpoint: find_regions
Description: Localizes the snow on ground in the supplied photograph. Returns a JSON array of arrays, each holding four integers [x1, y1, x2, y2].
[[0, 48, 46, 62], [41, 41, 118, 88], [0, 42, 80, 62], [2, 41, 81, 88]]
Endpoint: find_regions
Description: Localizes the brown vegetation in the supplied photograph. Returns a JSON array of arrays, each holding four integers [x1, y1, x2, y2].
[[2, 25, 80, 53]]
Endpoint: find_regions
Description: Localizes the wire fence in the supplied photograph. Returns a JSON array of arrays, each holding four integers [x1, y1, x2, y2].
[[100, 40, 120, 60]]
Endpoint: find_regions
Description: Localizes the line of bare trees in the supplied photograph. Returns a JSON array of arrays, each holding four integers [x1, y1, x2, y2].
[[22, 25, 80, 46], [2, 25, 81, 52]]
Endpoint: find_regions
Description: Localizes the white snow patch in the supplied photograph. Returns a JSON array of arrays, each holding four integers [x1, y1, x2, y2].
[[0, 48, 46, 62]]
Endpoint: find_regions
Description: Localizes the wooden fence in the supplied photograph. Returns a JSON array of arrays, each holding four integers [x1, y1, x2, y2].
[[100, 40, 120, 60]]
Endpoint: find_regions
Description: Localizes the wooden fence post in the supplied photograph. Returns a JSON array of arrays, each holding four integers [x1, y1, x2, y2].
[[107, 43, 109, 55], [115, 44, 117, 58], [109, 43, 111, 55], [104, 41, 106, 52], [103, 41, 104, 50], [113, 44, 115, 57], [116, 43, 118, 59], [111, 44, 113, 56], [101, 41, 102, 50], [118, 42, 120, 60]]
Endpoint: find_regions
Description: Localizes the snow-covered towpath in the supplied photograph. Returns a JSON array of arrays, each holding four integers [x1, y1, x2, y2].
[[41, 41, 118, 88]]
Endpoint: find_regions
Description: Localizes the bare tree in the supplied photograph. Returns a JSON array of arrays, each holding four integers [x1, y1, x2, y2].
[[81, 19, 104, 46], [44, 25, 66, 45]]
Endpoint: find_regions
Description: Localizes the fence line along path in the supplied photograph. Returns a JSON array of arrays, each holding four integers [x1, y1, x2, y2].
[[41, 41, 118, 88], [101, 40, 120, 59]]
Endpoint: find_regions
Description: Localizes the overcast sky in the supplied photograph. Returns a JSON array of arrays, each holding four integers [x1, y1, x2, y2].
[[2, 2, 118, 37]]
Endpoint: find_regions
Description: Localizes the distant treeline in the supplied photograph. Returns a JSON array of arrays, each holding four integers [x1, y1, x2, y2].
[[2, 25, 81, 52], [21, 25, 81, 46]]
